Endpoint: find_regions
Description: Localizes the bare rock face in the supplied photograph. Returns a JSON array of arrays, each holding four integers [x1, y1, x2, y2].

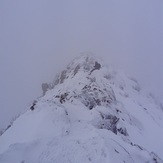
[[78, 83, 116, 109], [90, 61, 101, 74], [97, 113, 120, 134]]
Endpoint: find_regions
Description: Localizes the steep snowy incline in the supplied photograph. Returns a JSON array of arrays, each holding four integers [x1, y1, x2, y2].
[[0, 54, 163, 163]]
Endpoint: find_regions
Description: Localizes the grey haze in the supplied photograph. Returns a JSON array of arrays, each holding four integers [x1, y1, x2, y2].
[[0, 0, 162, 129]]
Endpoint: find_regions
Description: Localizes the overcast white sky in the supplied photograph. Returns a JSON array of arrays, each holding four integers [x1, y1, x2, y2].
[[0, 0, 162, 129]]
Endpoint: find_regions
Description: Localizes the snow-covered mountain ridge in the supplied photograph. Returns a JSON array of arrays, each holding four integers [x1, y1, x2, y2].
[[0, 54, 163, 163]]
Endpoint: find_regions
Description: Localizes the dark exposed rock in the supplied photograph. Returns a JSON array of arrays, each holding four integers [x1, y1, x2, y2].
[[117, 127, 128, 136], [78, 83, 116, 109], [59, 93, 69, 104], [60, 70, 67, 84], [30, 101, 37, 111], [116, 109, 122, 113], [73, 64, 80, 76], [114, 149, 119, 154], [30, 105, 35, 111], [97, 114, 120, 134], [94, 61, 101, 70], [0, 124, 12, 136], [90, 61, 101, 74]]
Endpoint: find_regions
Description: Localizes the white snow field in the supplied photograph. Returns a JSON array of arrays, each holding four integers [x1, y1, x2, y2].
[[0, 54, 163, 163]]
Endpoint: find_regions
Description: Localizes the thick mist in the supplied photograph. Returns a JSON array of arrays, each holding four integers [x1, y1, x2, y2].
[[0, 0, 162, 129]]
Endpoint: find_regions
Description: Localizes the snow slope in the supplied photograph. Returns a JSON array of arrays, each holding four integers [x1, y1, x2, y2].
[[0, 53, 163, 163]]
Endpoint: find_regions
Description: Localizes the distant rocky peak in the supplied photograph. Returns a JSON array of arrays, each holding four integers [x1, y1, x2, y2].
[[66, 53, 102, 73], [41, 53, 117, 109], [51, 53, 103, 86]]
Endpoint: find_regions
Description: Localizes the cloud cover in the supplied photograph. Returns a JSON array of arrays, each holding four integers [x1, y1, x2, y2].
[[0, 0, 162, 128]]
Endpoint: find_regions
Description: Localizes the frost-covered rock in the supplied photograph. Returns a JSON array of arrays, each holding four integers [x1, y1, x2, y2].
[[0, 53, 163, 163]]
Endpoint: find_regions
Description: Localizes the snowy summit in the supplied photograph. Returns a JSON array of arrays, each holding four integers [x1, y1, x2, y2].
[[0, 53, 163, 163]]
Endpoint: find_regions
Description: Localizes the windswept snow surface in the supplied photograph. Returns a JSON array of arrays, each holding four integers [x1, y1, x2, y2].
[[0, 54, 163, 163]]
